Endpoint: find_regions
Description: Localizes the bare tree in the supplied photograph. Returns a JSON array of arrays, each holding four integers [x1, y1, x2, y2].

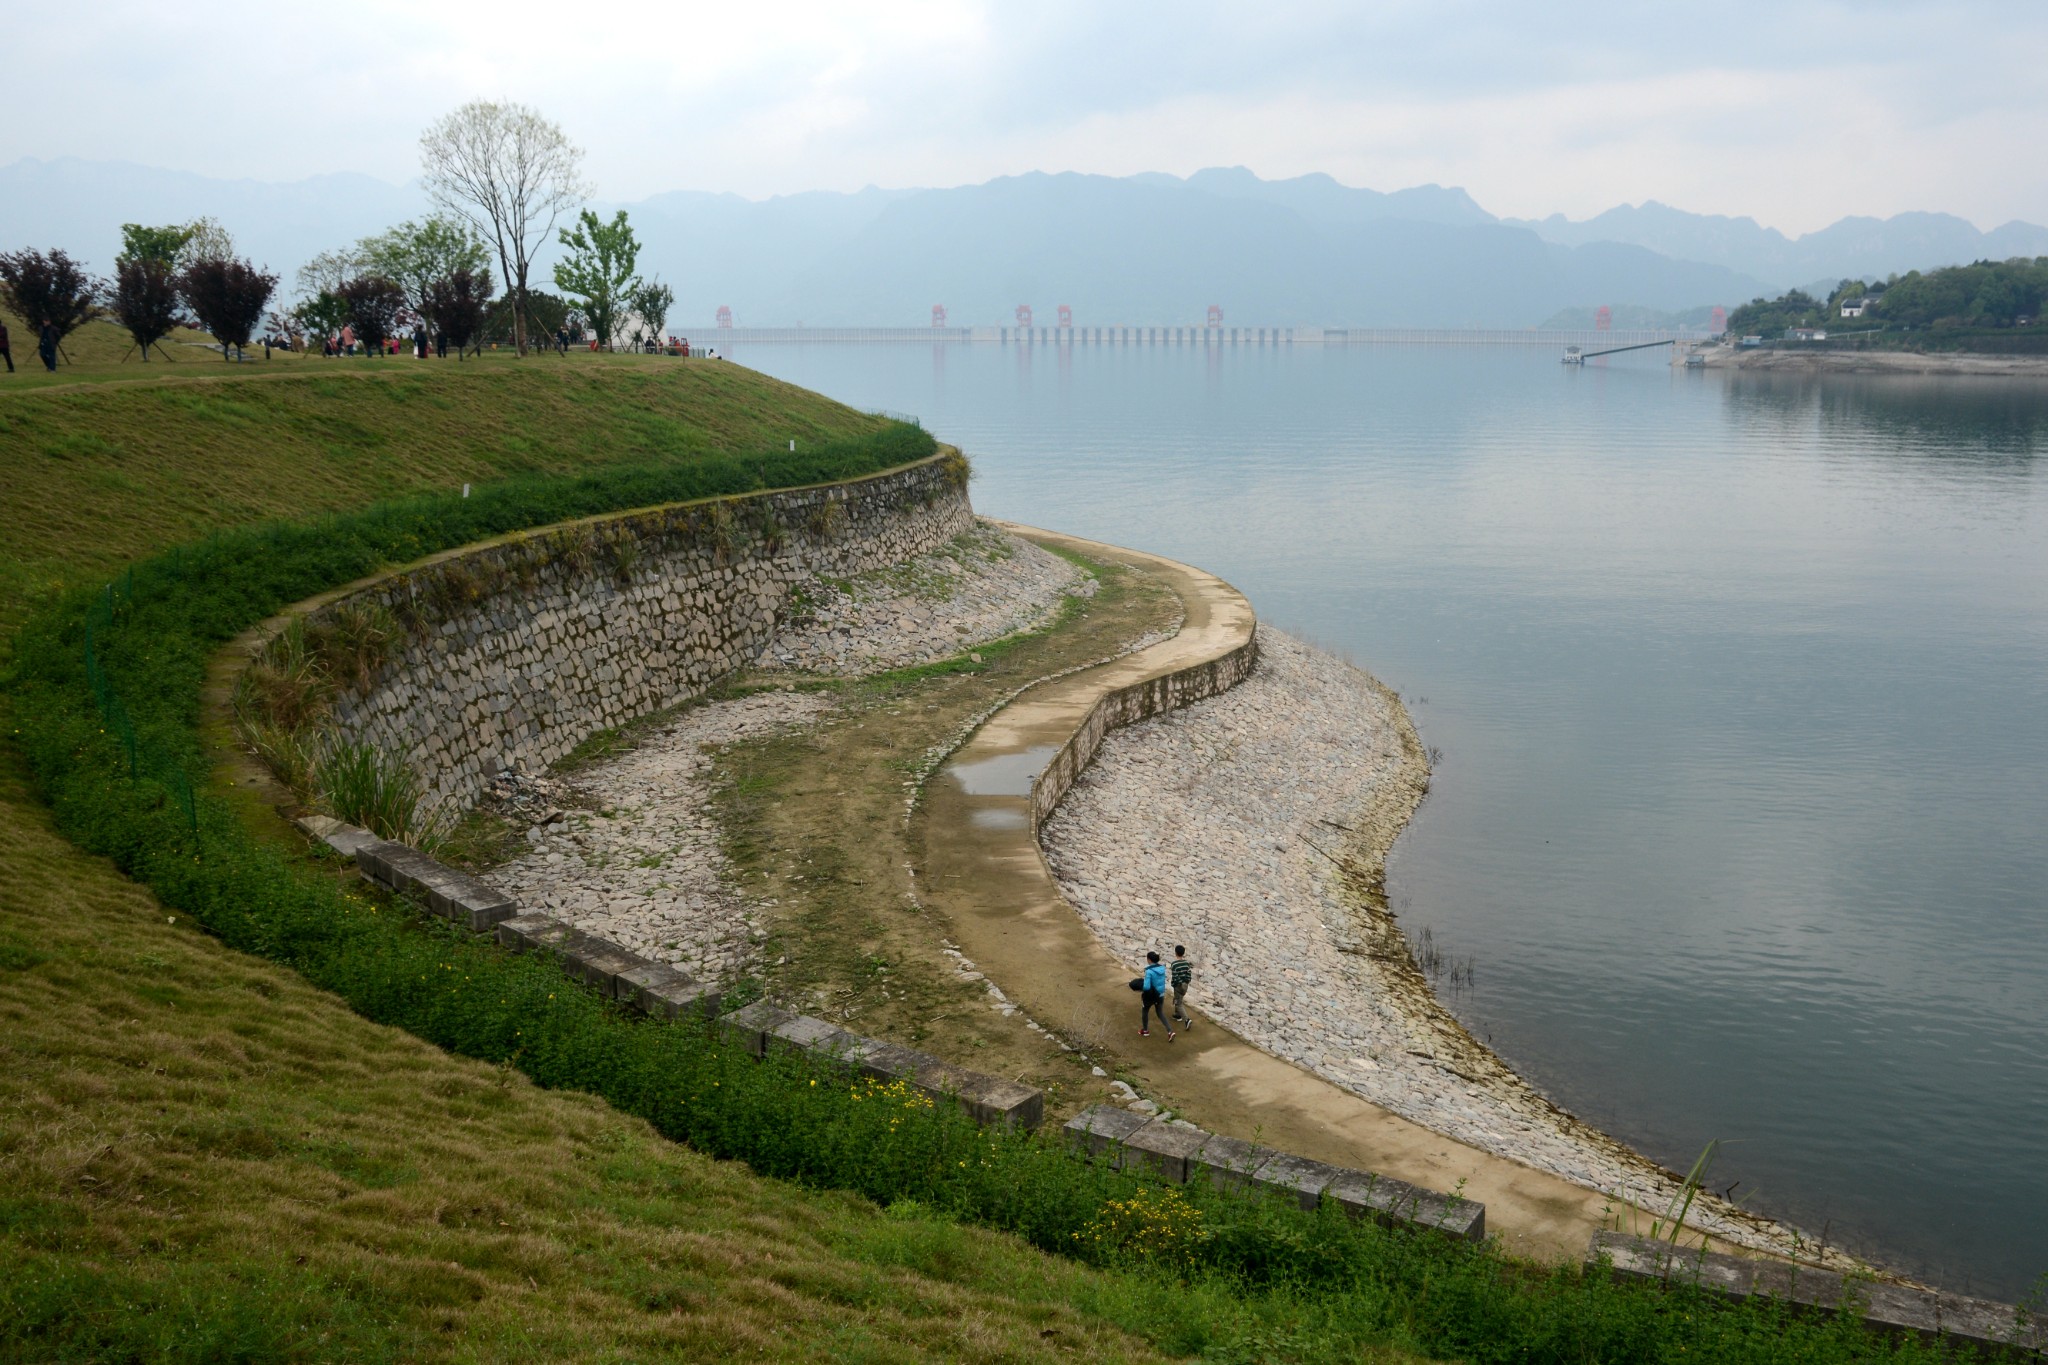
[[419, 101, 589, 356]]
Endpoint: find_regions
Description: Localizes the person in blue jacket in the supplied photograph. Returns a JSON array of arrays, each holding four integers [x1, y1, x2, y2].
[[1140, 951, 1174, 1040]]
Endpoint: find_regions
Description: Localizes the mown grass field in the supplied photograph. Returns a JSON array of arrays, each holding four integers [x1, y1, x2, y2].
[[0, 353, 1371, 1363]]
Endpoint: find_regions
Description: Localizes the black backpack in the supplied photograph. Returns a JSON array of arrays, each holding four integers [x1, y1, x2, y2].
[[1128, 977, 1144, 992]]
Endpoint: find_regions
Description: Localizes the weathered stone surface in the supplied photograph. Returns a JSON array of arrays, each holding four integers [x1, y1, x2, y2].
[[1062, 1104, 1153, 1162], [902, 1054, 1045, 1131], [614, 962, 694, 1015], [295, 814, 378, 859], [1592, 1232, 2044, 1355], [1119, 1120, 1211, 1181], [496, 912, 570, 953], [846, 1036, 937, 1085], [355, 838, 517, 931], [1325, 1168, 1485, 1243], [765, 1013, 857, 1058], [559, 937, 652, 999], [1185, 1132, 1272, 1193], [1249, 1151, 1343, 1211], [719, 1000, 798, 1058], [319, 459, 975, 817]]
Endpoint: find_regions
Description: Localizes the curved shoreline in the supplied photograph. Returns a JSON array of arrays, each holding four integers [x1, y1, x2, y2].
[[1041, 627, 1838, 1264], [1696, 344, 2048, 377], [934, 533, 1879, 1272]]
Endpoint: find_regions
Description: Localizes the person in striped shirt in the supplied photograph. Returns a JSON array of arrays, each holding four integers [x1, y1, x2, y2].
[[1170, 944, 1195, 1030]]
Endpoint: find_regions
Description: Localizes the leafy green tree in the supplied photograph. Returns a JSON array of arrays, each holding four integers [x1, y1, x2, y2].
[[628, 278, 674, 349], [553, 208, 643, 349], [110, 256, 186, 360], [1877, 258, 2048, 329], [359, 215, 492, 329], [1726, 289, 1824, 336], [119, 222, 198, 268], [0, 248, 103, 361], [180, 257, 278, 361], [335, 275, 407, 354], [483, 289, 576, 347]]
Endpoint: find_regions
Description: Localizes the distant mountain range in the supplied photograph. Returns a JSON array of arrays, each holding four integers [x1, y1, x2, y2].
[[4, 157, 2043, 329]]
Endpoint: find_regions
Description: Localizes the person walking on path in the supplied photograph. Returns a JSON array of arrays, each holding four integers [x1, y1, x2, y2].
[[1170, 944, 1195, 1030], [0, 319, 13, 372], [1140, 951, 1175, 1040], [37, 319, 59, 371]]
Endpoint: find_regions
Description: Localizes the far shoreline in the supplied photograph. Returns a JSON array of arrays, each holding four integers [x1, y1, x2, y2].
[[1694, 343, 2048, 377]]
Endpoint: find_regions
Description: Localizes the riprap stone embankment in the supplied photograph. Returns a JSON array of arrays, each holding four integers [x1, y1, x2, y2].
[[489, 525, 1088, 981]]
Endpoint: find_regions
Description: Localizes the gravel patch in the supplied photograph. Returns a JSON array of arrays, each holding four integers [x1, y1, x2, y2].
[[1041, 627, 1811, 1258], [491, 524, 1095, 986], [757, 521, 1090, 675]]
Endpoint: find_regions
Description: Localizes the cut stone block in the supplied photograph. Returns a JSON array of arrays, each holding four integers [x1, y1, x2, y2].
[[902, 1055, 1044, 1131], [295, 814, 377, 859], [1185, 1132, 1272, 1193], [1119, 1121, 1212, 1181], [718, 1000, 798, 1058], [847, 1036, 938, 1085], [559, 937, 651, 999], [495, 913, 568, 952], [765, 1013, 858, 1058], [615, 963, 719, 1020], [1325, 1168, 1485, 1243], [355, 838, 517, 931], [1250, 1151, 1343, 1211], [1591, 1232, 2044, 1355], [1062, 1104, 1153, 1163], [636, 972, 723, 1022]]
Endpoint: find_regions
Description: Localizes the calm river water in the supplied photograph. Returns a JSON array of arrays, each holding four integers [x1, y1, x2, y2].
[[733, 340, 2048, 1298]]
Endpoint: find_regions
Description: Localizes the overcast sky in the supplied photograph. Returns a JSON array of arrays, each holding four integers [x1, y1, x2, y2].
[[10, 0, 2046, 234]]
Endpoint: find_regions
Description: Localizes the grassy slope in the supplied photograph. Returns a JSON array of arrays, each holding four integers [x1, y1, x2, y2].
[[0, 356, 1303, 1363], [0, 319, 883, 641]]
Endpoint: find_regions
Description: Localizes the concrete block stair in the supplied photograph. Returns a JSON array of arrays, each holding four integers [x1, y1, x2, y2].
[[305, 818, 1044, 1132], [1063, 1103, 1485, 1243]]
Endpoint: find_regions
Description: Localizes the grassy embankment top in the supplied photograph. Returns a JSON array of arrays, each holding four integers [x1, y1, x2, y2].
[[0, 324, 887, 642]]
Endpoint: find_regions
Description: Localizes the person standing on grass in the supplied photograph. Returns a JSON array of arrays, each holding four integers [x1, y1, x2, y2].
[[38, 319, 58, 371], [1140, 951, 1175, 1040], [1170, 944, 1195, 1030], [0, 319, 13, 372]]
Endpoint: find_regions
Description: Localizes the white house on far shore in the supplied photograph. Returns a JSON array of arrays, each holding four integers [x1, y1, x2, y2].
[[1840, 299, 1870, 317]]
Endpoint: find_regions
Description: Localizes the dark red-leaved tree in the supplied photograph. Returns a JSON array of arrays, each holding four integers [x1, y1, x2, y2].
[[0, 247, 103, 361], [180, 256, 278, 361], [424, 267, 492, 358], [335, 275, 407, 356], [111, 257, 187, 361]]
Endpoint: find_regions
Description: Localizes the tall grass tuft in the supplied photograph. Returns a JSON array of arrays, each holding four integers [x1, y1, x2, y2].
[[315, 739, 443, 848]]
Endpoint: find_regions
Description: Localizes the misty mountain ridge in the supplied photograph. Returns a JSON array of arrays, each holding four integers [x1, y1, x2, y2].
[[3, 156, 2041, 329]]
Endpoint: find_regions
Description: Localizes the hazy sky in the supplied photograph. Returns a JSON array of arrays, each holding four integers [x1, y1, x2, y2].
[[11, 1, 2046, 234]]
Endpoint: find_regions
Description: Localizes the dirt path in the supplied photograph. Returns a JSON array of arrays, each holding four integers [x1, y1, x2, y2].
[[917, 528, 1809, 1267]]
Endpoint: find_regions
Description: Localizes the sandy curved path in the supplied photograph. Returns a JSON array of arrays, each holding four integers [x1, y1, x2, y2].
[[919, 525, 1636, 1263]]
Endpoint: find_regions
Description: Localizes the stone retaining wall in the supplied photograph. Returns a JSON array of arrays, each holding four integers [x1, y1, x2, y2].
[[1028, 638, 1260, 829], [312, 457, 970, 813]]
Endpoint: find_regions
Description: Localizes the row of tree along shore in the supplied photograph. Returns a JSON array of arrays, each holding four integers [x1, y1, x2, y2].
[[1727, 258, 2048, 353], [0, 100, 681, 366]]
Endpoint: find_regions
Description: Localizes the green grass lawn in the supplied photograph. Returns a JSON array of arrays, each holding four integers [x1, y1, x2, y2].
[[0, 352, 1350, 1363]]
